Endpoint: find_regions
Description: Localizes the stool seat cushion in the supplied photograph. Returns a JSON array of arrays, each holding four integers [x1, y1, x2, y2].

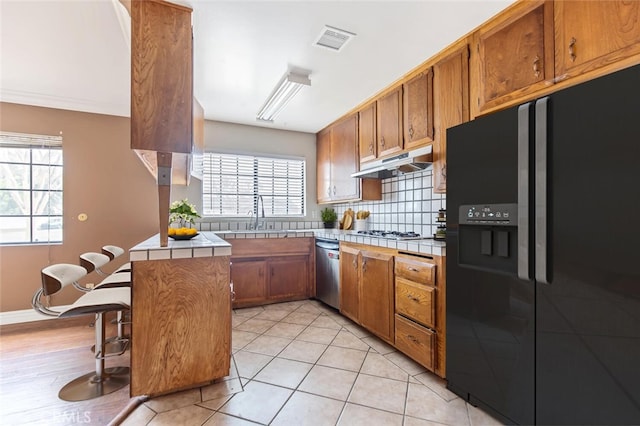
[[59, 287, 130, 318], [95, 271, 131, 289]]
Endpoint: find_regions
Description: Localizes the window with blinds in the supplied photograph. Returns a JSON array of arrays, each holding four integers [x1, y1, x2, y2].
[[0, 131, 63, 244], [202, 153, 305, 217]]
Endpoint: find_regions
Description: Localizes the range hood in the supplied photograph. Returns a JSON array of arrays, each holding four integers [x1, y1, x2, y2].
[[351, 145, 433, 179]]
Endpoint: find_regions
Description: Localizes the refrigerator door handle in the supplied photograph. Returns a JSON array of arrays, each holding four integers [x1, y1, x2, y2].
[[517, 103, 531, 280], [535, 97, 550, 284]]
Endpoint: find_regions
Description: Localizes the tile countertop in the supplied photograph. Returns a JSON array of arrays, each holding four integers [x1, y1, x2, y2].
[[313, 229, 446, 257], [129, 232, 232, 261], [129, 229, 445, 261], [215, 228, 445, 257]]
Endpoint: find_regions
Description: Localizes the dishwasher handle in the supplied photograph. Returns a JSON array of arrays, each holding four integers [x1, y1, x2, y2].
[[316, 239, 339, 251]]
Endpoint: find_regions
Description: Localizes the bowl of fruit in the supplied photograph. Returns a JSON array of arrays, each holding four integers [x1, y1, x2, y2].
[[168, 227, 199, 240]]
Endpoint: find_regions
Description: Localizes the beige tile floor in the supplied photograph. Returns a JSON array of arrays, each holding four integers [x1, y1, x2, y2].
[[121, 299, 504, 426]]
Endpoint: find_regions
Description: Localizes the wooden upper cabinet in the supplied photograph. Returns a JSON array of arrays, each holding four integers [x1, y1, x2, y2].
[[403, 68, 434, 149], [377, 86, 403, 158], [316, 128, 332, 203], [331, 114, 360, 201], [472, 0, 553, 116], [131, 0, 193, 153], [555, 1, 640, 81], [358, 102, 377, 163], [433, 43, 470, 194], [316, 115, 382, 204]]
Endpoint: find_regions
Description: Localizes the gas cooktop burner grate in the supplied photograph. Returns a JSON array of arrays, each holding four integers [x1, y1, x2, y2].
[[356, 230, 425, 240]]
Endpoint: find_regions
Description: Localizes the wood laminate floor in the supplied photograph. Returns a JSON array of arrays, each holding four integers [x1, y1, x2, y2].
[[0, 314, 132, 425]]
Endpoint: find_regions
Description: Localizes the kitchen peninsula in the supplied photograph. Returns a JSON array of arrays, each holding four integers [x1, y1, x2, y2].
[[128, 233, 231, 397]]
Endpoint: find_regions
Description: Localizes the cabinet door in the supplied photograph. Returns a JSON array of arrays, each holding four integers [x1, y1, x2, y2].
[[359, 103, 377, 163], [316, 128, 332, 203], [433, 44, 470, 193], [331, 114, 360, 201], [339, 246, 360, 323], [403, 69, 434, 149], [359, 250, 395, 343], [473, 0, 553, 115], [377, 86, 403, 157], [268, 256, 309, 301], [555, 1, 640, 81], [231, 259, 267, 308], [131, 0, 193, 153]]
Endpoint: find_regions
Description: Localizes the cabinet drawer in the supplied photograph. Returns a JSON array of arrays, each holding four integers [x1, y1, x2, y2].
[[395, 314, 435, 372], [395, 256, 436, 284], [395, 277, 435, 329]]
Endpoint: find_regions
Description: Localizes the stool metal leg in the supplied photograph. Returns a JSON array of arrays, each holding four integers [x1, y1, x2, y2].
[[58, 312, 130, 402]]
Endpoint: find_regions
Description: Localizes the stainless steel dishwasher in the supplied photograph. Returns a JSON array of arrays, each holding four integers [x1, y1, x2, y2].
[[315, 238, 340, 309]]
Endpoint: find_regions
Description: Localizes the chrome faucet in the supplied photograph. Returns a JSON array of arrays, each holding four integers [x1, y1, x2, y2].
[[254, 195, 265, 230]]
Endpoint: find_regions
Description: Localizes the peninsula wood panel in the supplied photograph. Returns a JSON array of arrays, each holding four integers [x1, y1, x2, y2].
[[131, 0, 193, 153], [131, 256, 231, 397]]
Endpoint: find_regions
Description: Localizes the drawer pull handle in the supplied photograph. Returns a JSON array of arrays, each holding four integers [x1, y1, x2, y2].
[[407, 334, 419, 343], [407, 267, 419, 272], [406, 294, 420, 302]]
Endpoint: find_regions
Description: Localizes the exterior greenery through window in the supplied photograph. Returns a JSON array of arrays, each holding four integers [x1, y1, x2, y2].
[[202, 153, 305, 217], [0, 131, 63, 244]]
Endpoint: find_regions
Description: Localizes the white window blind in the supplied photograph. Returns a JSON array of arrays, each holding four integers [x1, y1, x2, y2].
[[0, 131, 63, 244], [202, 153, 305, 217]]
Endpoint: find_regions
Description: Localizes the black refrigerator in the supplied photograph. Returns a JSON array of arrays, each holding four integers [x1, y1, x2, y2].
[[446, 63, 640, 425]]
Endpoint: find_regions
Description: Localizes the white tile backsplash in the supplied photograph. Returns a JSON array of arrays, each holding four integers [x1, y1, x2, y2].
[[332, 168, 445, 238]]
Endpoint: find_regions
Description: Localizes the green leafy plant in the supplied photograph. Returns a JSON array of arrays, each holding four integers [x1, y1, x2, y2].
[[321, 207, 337, 223], [169, 199, 201, 228]]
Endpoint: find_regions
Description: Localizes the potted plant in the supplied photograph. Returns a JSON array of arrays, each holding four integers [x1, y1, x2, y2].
[[321, 207, 337, 229], [169, 199, 201, 238]]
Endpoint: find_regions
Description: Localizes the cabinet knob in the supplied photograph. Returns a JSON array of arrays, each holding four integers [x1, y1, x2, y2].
[[533, 55, 541, 78], [406, 294, 420, 303], [569, 37, 577, 62]]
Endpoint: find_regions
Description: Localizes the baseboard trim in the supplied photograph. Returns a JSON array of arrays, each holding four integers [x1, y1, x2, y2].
[[0, 305, 72, 326]]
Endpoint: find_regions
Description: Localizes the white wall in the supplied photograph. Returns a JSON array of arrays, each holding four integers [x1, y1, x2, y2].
[[172, 120, 319, 222]]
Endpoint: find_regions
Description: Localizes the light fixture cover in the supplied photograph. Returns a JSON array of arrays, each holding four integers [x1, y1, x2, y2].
[[256, 72, 311, 122]]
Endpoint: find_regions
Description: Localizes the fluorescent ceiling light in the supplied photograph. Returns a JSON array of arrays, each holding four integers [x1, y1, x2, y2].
[[256, 72, 311, 122]]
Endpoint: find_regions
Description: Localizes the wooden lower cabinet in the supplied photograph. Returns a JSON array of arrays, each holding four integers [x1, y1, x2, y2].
[[359, 249, 395, 343], [339, 242, 395, 344], [395, 314, 435, 372], [339, 244, 360, 322], [269, 256, 309, 301], [228, 238, 313, 308], [394, 253, 445, 377], [231, 259, 266, 305]]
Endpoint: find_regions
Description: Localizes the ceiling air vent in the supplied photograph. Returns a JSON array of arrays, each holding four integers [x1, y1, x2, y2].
[[314, 25, 356, 52]]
